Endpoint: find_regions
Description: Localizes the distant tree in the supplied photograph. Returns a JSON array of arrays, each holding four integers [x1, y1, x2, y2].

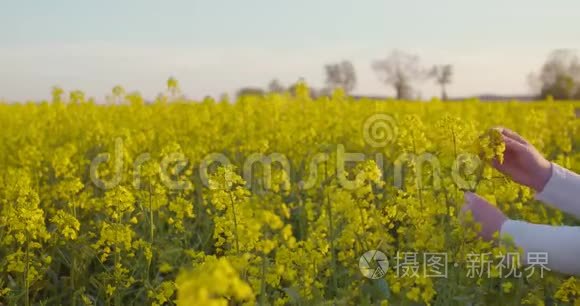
[[112, 85, 125, 98], [324, 60, 357, 93], [108, 85, 126, 104], [530, 49, 580, 100], [372, 50, 425, 99], [237, 87, 265, 98], [268, 79, 286, 93], [429, 65, 453, 100], [287, 83, 299, 96]]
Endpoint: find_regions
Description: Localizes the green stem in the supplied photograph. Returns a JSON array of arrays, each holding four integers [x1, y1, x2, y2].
[[228, 193, 240, 255], [113, 213, 122, 306], [25, 233, 30, 306], [324, 161, 338, 296], [147, 184, 154, 284], [71, 202, 77, 306], [71, 256, 76, 306], [148, 185, 154, 244], [259, 253, 267, 305], [114, 250, 120, 306]]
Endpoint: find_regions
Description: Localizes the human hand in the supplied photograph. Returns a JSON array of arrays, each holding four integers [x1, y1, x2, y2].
[[461, 192, 508, 241], [492, 127, 552, 192]]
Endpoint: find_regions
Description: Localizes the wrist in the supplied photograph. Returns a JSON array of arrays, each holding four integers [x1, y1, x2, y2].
[[531, 161, 552, 192], [485, 213, 508, 242], [495, 217, 509, 242]]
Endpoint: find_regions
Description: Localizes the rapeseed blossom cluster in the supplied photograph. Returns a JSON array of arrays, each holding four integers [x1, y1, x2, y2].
[[176, 257, 254, 305], [476, 128, 506, 164], [0, 85, 579, 305]]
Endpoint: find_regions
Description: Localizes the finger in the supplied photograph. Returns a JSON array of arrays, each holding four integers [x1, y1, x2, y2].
[[459, 204, 468, 219], [502, 135, 526, 153], [460, 192, 474, 214], [459, 201, 471, 221], [464, 191, 477, 204], [489, 136, 522, 168], [465, 191, 489, 205], [460, 192, 480, 221], [499, 127, 528, 145], [491, 158, 505, 170]]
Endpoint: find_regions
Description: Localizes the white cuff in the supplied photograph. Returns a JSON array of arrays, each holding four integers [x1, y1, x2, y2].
[[500, 219, 580, 275], [535, 163, 580, 219]]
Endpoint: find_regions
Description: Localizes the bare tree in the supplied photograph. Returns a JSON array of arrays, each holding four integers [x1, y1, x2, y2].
[[268, 79, 285, 93], [372, 50, 424, 99], [530, 49, 580, 99], [324, 60, 357, 93], [429, 65, 453, 100]]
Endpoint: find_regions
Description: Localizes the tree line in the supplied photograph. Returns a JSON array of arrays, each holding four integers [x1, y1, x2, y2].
[[240, 49, 580, 101]]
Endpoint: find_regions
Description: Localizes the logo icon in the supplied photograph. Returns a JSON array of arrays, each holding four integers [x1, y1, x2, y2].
[[359, 250, 389, 279], [363, 114, 398, 148]]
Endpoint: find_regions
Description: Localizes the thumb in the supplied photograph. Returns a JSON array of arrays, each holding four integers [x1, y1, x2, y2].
[[499, 127, 528, 145]]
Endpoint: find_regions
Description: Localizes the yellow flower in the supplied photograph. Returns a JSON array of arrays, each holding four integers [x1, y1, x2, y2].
[[176, 257, 254, 305], [475, 128, 506, 164], [159, 262, 173, 273], [502, 281, 513, 293], [50, 210, 80, 240]]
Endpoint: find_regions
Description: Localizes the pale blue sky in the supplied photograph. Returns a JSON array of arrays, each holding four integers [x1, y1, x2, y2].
[[1, 0, 579, 101]]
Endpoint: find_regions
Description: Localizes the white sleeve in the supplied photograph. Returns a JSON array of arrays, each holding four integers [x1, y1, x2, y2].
[[535, 163, 580, 219], [500, 220, 580, 275], [496, 163, 580, 276]]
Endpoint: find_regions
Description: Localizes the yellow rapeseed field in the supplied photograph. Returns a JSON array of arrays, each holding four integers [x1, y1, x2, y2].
[[0, 84, 579, 305]]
